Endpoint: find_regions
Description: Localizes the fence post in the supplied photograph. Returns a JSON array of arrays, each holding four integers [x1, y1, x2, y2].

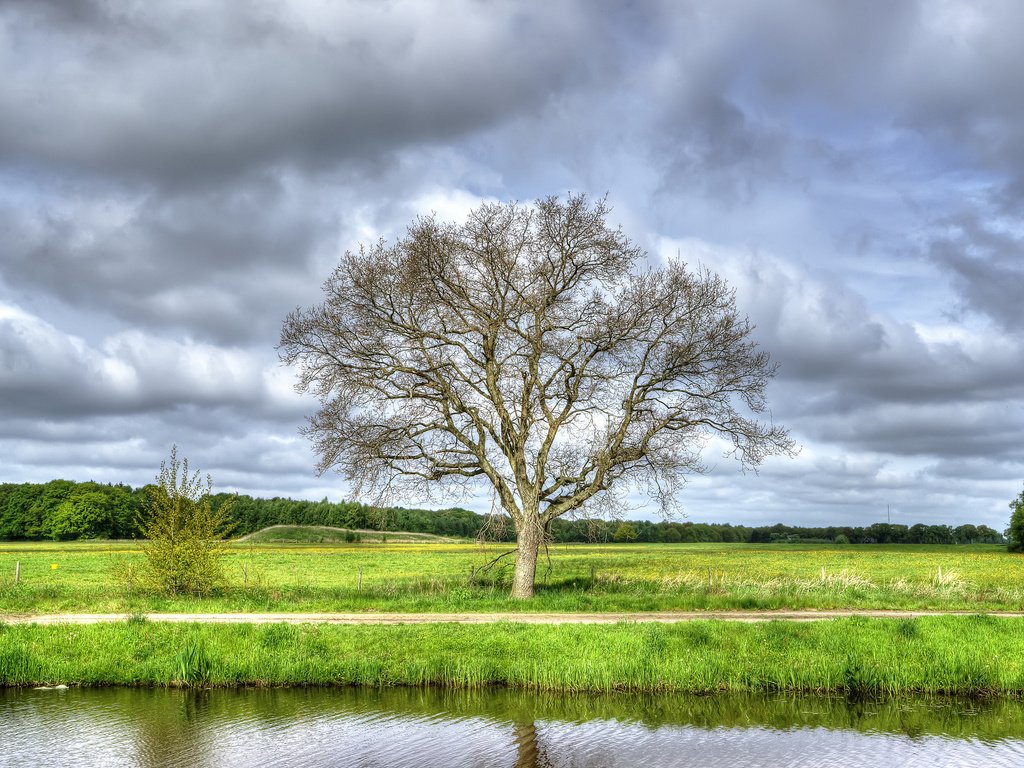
[[242, 563, 247, 589], [358, 567, 363, 592], [14, 561, 19, 585]]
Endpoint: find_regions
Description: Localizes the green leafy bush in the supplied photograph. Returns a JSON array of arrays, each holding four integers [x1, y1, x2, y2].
[[1008, 487, 1024, 553], [137, 447, 234, 596]]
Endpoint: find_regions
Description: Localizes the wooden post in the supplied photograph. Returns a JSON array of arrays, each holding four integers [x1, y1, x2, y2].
[[821, 565, 826, 583], [590, 565, 596, 582], [937, 565, 942, 584], [358, 567, 363, 592], [242, 564, 247, 589], [14, 561, 19, 585]]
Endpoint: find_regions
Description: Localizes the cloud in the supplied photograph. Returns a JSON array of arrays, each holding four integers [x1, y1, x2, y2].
[[0, 0, 619, 186], [929, 214, 1024, 331], [1, 1, 1022, 532], [662, 238, 1024, 467], [0, 302, 304, 418], [0, 174, 338, 344]]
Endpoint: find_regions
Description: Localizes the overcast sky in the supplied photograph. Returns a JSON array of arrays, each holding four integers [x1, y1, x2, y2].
[[1, 0, 1022, 530]]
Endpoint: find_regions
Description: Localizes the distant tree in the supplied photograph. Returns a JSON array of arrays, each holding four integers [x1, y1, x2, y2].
[[612, 521, 638, 542], [907, 523, 928, 544], [975, 525, 1004, 544], [867, 522, 904, 544], [953, 524, 978, 545], [42, 490, 112, 540], [923, 525, 954, 545], [25, 480, 76, 539], [678, 524, 699, 543], [1008, 487, 1024, 553], [280, 195, 794, 597], [0, 483, 38, 539], [137, 447, 234, 595]]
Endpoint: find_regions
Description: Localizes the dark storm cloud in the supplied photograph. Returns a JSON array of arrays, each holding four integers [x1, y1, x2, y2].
[[799, 401, 1024, 461], [0, 0, 113, 28], [637, 0, 1024, 214], [929, 215, 1024, 332], [0, 175, 334, 344], [0, 0, 619, 187], [638, 1, 918, 203]]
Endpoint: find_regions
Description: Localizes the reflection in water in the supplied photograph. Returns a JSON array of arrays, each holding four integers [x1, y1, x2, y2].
[[2, 686, 1024, 768], [514, 719, 553, 768]]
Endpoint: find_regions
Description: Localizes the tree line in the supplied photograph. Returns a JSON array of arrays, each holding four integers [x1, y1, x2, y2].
[[0, 479, 1006, 545]]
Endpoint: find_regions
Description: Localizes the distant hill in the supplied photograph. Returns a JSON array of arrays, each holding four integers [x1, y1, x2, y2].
[[238, 524, 458, 544]]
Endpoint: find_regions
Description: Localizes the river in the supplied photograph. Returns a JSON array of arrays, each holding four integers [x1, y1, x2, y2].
[[3, 686, 1023, 766]]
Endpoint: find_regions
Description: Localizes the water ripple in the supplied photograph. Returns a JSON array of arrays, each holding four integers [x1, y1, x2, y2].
[[2, 688, 1023, 768]]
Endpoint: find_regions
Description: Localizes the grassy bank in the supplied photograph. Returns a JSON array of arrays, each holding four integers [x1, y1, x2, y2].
[[3, 616, 1024, 696], [2, 540, 1024, 614]]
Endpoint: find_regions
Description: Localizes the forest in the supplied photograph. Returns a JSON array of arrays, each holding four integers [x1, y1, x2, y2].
[[0, 479, 1005, 545]]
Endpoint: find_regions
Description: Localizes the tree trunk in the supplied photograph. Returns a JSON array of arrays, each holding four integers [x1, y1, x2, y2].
[[511, 520, 543, 599]]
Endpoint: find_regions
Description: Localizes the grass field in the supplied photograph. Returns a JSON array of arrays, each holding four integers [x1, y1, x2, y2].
[[3, 615, 1024, 696], [2, 539, 1023, 615]]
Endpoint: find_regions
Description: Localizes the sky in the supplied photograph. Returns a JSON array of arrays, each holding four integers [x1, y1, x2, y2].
[[1, 0, 1022, 530]]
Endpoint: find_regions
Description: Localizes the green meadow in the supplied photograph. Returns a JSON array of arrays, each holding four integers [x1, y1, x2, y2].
[[2, 539, 1023, 614]]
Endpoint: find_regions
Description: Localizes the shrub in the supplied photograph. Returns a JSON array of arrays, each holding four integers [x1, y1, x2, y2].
[[137, 447, 234, 596]]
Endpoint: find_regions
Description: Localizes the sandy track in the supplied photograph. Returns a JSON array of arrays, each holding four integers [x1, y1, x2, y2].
[[4, 610, 1024, 626]]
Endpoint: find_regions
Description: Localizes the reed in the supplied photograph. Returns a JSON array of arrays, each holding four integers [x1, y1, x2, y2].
[[174, 640, 212, 688]]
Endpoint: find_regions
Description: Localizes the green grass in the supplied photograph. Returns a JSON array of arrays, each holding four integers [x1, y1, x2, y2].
[[3, 616, 1024, 696], [2, 540, 1023, 614]]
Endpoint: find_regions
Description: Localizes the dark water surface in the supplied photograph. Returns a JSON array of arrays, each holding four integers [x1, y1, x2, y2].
[[3, 686, 1024, 767]]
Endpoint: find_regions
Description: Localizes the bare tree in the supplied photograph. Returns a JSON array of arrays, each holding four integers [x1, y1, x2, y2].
[[280, 195, 795, 598]]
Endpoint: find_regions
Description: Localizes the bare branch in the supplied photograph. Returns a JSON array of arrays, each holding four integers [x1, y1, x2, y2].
[[279, 194, 796, 597]]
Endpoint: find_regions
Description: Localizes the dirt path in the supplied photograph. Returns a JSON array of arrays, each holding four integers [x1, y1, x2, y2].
[[5, 610, 1024, 626]]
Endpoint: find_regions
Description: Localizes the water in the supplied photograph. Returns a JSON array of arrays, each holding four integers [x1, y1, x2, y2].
[[3, 686, 1023, 767]]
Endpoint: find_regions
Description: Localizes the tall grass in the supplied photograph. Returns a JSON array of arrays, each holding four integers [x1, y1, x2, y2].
[[174, 641, 212, 688], [3, 616, 1024, 696]]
